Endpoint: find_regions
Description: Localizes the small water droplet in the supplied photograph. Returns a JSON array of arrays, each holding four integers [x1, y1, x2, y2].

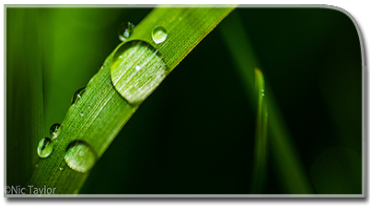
[[80, 112, 84, 116], [64, 140, 97, 173], [35, 163, 39, 168], [135, 65, 141, 71], [37, 137, 54, 158], [71, 87, 86, 105], [50, 123, 61, 139], [59, 167, 64, 171], [152, 26, 167, 44], [118, 22, 135, 42]]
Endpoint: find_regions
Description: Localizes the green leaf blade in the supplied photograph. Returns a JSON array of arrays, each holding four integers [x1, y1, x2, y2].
[[28, 6, 235, 195], [251, 68, 268, 193], [219, 12, 313, 194]]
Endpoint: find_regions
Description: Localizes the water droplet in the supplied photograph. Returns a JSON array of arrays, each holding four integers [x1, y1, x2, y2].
[[80, 112, 84, 116], [71, 87, 86, 105], [152, 26, 167, 44], [37, 137, 54, 158], [135, 65, 141, 71], [59, 167, 64, 171], [35, 163, 39, 168], [111, 41, 168, 104], [50, 123, 61, 139], [64, 140, 96, 173], [118, 22, 135, 42]]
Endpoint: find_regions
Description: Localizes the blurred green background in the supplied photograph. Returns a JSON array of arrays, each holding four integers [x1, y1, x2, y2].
[[6, 7, 362, 194]]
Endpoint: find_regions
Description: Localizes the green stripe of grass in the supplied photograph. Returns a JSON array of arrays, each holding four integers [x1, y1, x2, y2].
[[251, 68, 268, 193], [219, 11, 313, 194], [28, 7, 235, 194]]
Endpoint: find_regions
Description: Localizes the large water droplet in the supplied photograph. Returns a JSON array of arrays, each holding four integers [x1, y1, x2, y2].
[[111, 40, 168, 105], [64, 140, 96, 173], [71, 87, 86, 105], [37, 137, 54, 158], [152, 26, 167, 44], [50, 123, 61, 139], [118, 22, 135, 42]]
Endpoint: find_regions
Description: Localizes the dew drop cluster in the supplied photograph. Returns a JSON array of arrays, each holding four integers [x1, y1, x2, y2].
[[37, 123, 62, 159], [36, 86, 97, 173], [34, 22, 169, 171], [117, 22, 168, 45]]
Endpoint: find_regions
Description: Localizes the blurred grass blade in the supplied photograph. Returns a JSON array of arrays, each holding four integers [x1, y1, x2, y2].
[[218, 12, 259, 105], [251, 68, 268, 193], [28, 7, 235, 194], [6, 8, 45, 187], [219, 11, 313, 193]]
